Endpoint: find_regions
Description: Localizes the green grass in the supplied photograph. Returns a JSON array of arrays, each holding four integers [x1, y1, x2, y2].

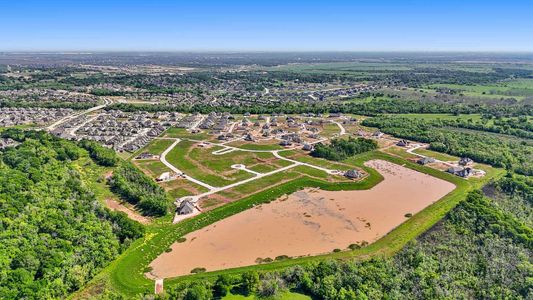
[[279, 150, 352, 171], [164, 127, 212, 140], [166, 140, 252, 187], [160, 179, 209, 199], [429, 79, 533, 99], [320, 123, 342, 137], [229, 171, 301, 195], [247, 163, 279, 173], [73, 155, 116, 202], [143, 139, 174, 155], [412, 148, 459, 162], [383, 146, 418, 159], [234, 143, 284, 151], [167, 187, 195, 199], [134, 160, 171, 177]]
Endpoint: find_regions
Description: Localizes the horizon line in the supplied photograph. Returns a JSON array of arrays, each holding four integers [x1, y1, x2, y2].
[[2, 50, 533, 54]]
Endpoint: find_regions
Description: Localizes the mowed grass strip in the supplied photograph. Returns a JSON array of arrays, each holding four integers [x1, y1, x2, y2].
[[233, 142, 284, 151], [412, 148, 459, 161], [382, 146, 419, 160]]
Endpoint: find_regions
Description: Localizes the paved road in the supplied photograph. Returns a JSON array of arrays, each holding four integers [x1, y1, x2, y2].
[[68, 113, 101, 136], [159, 138, 216, 191], [406, 144, 450, 164], [186, 161, 300, 203], [46, 98, 112, 131], [159, 136, 340, 204], [331, 120, 347, 135], [272, 150, 337, 174]]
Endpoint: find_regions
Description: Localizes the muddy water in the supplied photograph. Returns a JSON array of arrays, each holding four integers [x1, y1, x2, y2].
[[147, 160, 455, 279]]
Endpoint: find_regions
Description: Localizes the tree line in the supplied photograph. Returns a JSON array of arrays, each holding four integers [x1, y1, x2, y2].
[[311, 137, 378, 161], [108, 162, 170, 216], [105, 98, 532, 118]]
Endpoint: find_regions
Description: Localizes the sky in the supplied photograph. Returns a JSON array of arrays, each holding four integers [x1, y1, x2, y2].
[[1, 0, 532, 52]]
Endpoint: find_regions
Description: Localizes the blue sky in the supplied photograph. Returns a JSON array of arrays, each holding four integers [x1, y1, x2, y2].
[[1, 0, 532, 51]]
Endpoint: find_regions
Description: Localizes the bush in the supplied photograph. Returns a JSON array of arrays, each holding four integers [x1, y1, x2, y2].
[[213, 274, 233, 297], [241, 271, 260, 295], [257, 277, 284, 298], [190, 267, 206, 274], [348, 243, 361, 250]]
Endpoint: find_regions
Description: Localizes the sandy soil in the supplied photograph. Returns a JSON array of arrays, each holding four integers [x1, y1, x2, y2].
[[105, 199, 150, 224], [147, 160, 455, 278]]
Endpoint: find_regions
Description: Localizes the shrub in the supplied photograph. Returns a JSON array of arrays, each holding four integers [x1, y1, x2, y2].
[[190, 267, 207, 274]]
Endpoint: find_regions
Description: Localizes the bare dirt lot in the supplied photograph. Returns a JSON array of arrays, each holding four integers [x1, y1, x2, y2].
[[147, 160, 455, 278], [105, 198, 151, 224]]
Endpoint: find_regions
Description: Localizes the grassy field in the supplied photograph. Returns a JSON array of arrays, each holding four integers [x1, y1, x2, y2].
[[229, 142, 284, 151], [222, 291, 310, 300], [160, 179, 209, 199], [320, 123, 342, 137], [73, 149, 503, 298], [165, 140, 298, 187], [164, 127, 212, 140], [382, 146, 419, 159], [279, 150, 353, 171], [134, 160, 171, 177], [429, 79, 533, 100], [412, 148, 459, 161], [165, 140, 253, 186], [142, 139, 174, 155]]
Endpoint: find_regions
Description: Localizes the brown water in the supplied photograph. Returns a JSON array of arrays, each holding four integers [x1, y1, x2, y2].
[[147, 160, 455, 279]]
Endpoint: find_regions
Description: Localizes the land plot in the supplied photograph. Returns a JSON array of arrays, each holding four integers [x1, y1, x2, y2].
[[160, 179, 209, 200], [134, 160, 171, 178], [166, 140, 289, 187], [164, 127, 212, 140]]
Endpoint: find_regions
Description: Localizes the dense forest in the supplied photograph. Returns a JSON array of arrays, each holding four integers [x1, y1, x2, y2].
[[108, 162, 170, 216], [0, 130, 143, 299], [362, 116, 533, 175], [311, 137, 378, 161]]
